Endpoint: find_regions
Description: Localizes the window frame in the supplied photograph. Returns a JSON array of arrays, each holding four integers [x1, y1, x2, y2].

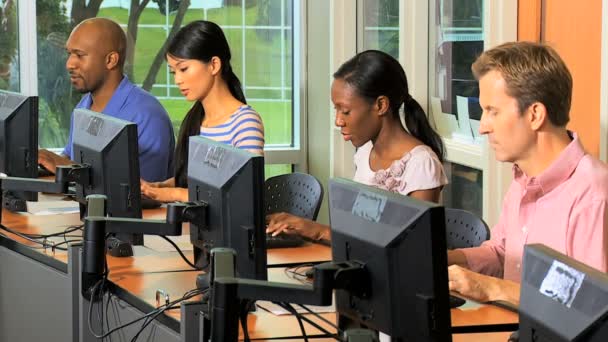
[[18, 0, 307, 170], [17, 0, 36, 96], [328, 0, 517, 226]]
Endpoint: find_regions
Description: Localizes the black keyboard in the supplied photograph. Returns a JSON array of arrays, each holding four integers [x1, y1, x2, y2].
[[38, 165, 54, 177], [141, 195, 163, 209], [266, 233, 306, 249]]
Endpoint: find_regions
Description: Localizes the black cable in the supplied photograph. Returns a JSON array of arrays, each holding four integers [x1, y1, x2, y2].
[[13, 224, 84, 239], [295, 304, 341, 332], [0, 223, 82, 240], [276, 302, 339, 340], [89, 286, 206, 341], [87, 236, 112, 340], [159, 235, 200, 270], [89, 298, 156, 339], [284, 264, 314, 284], [129, 288, 207, 342], [278, 302, 309, 342], [129, 307, 180, 342], [97, 278, 105, 341], [0, 224, 69, 250], [51, 239, 83, 250], [87, 279, 108, 338], [104, 292, 113, 342]]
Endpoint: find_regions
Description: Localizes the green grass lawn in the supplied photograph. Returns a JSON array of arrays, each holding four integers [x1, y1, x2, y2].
[[97, 5, 295, 178], [97, 7, 292, 88]]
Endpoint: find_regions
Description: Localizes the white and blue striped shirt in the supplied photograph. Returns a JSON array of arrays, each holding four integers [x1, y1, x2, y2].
[[200, 105, 265, 155]]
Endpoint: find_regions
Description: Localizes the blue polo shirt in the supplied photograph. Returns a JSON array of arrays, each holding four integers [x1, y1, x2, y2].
[[63, 76, 175, 182]]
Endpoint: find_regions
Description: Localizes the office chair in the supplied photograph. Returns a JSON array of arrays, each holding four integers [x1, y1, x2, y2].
[[264, 172, 324, 220], [445, 208, 490, 249]]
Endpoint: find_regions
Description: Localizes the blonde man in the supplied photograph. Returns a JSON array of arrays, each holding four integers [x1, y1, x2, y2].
[[447, 42, 608, 305]]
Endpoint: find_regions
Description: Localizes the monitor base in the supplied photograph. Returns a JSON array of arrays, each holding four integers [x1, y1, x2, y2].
[[106, 236, 133, 257]]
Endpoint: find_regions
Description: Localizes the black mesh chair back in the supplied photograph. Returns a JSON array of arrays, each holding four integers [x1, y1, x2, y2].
[[264, 172, 324, 220], [445, 208, 490, 249]]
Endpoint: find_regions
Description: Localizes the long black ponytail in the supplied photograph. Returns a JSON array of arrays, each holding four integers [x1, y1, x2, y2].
[[167, 20, 246, 187], [333, 50, 444, 162]]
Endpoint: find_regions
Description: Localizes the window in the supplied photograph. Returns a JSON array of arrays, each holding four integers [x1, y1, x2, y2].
[[427, 0, 485, 215], [358, 0, 399, 59], [429, 0, 484, 141], [0, 0, 19, 92], [34, 0, 301, 176], [330, 0, 400, 180]]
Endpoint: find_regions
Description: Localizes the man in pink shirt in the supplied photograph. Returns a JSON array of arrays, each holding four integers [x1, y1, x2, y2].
[[447, 42, 608, 306]]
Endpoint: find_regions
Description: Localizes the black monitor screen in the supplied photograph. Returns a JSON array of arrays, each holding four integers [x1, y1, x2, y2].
[[329, 178, 451, 341], [188, 136, 267, 281], [72, 108, 143, 244], [0, 90, 38, 202], [519, 244, 608, 341]]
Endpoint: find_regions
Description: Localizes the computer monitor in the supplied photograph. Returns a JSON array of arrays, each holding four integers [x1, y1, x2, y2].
[[187, 136, 267, 281], [0, 90, 38, 203], [519, 244, 608, 341], [329, 178, 452, 341], [72, 108, 143, 245]]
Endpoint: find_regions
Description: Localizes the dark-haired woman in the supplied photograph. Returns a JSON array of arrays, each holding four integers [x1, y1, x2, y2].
[[141, 20, 264, 202], [267, 50, 447, 241]]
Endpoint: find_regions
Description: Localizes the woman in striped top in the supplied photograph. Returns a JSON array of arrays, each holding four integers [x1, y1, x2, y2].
[[141, 20, 264, 202]]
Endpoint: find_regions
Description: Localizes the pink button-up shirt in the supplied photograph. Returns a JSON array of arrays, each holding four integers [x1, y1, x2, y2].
[[461, 134, 608, 281]]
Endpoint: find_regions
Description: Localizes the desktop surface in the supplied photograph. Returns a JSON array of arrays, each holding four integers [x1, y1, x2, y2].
[[0, 196, 518, 340], [99, 239, 518, 338]]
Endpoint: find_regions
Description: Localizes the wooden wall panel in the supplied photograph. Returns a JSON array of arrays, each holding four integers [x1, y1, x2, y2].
[[519, 0, 602, 156]]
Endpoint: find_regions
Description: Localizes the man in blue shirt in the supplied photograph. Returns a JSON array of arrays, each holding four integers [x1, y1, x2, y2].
[[38, 18, 174, 182]]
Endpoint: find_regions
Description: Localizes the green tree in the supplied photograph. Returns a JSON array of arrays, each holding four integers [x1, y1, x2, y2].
[[36, 0, 75, 146], [125, 0, 152, 80], [70, 0, 104, 27], [37, 0, 70, 35], [0, 0, 18, 90], [142, 0, 191, 91], [151, 0, 180, 13]]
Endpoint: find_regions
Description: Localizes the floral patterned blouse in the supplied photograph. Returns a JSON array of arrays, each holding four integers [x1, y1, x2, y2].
[[353, 141, 448, 195]]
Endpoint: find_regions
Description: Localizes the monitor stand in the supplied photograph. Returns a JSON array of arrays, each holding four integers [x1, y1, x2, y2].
[[106, 236, 133, 257], [80, 201, 138, 258], [2, 191, 27, 212]]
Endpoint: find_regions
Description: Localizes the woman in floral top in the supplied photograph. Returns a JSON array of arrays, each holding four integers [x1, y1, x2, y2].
[[267, 50, 447, 241]]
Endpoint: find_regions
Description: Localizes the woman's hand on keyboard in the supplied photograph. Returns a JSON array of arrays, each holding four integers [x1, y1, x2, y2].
[[266, 212, 331, 241]]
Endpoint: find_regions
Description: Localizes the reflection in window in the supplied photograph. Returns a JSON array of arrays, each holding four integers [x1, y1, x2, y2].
[[0, 0, 19, 92], [359, 0, 399, 59], [442, 161, 482, 217], [35, 0, 296, 150], [429, 0, 484, 140]]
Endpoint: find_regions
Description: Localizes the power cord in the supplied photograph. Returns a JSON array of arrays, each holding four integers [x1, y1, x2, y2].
[[295, 303, 341, 332], [0, 223, 71, 251], [129, 288, 208, 342], [279, 302, 309, 342], [22, 224, 84, 239], [284, 264, 314, 284], [159, 235, 200, 270], [88, 285, 207, 341], [274, 302, 340, 341]]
